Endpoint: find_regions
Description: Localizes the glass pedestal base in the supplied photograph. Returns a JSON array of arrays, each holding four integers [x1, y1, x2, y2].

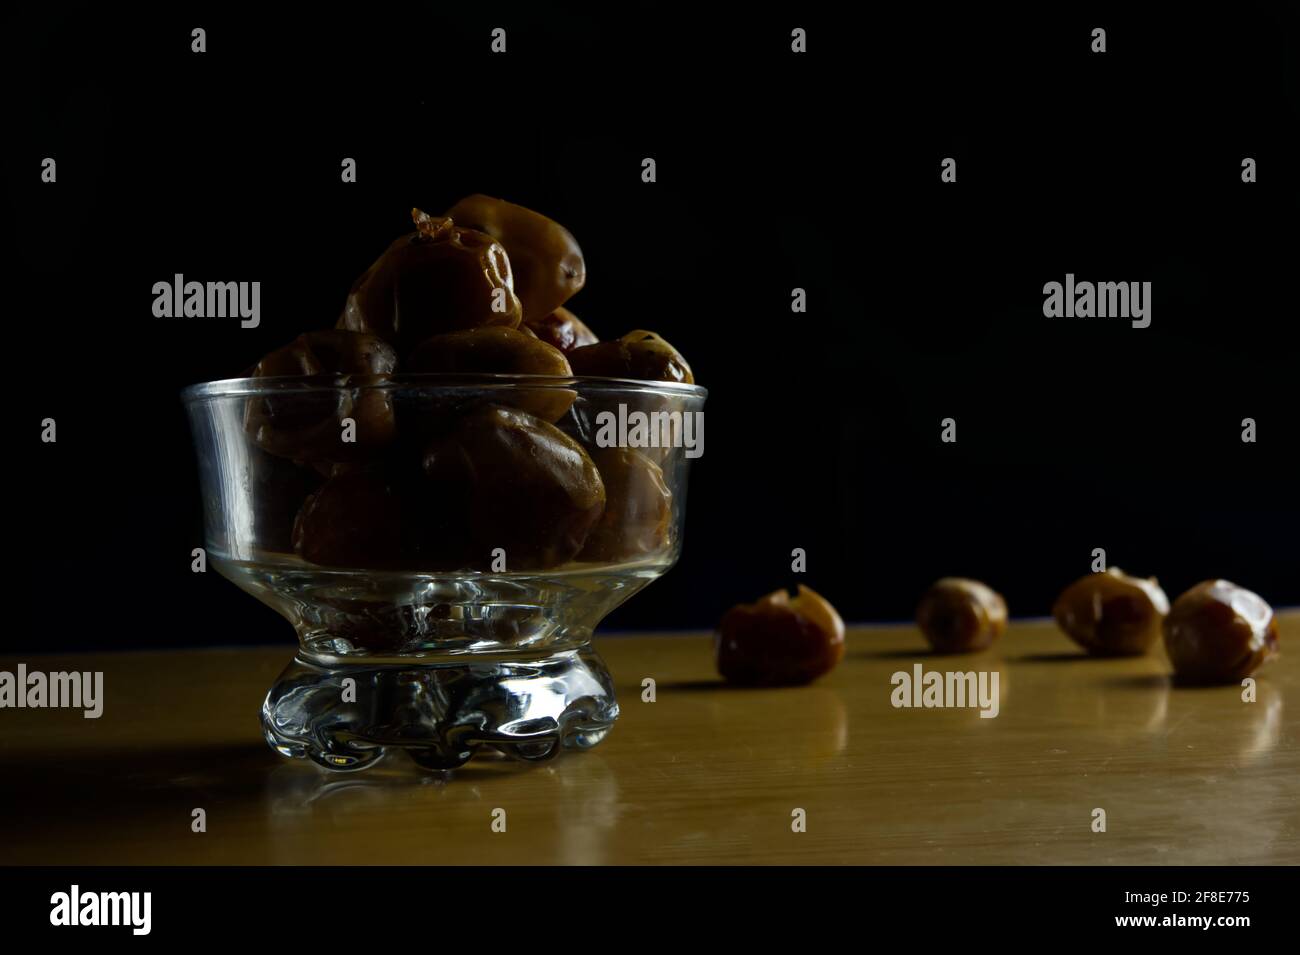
[[260, 646, 619, 771]]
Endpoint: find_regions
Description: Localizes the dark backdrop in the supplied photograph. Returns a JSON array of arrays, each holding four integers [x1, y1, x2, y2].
[[7, 7, 1299, 651]]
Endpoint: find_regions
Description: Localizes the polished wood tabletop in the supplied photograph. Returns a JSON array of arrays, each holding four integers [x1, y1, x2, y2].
[[2, 613, 1296, 865]]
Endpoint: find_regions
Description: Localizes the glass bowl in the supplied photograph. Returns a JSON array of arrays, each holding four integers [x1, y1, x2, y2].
[[182, 373, 706, 771]]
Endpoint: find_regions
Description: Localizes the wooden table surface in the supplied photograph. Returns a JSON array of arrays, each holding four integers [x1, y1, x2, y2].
[[2, 614, 1296, 865]]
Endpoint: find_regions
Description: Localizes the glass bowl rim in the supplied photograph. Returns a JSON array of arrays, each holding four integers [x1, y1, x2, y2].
[[181, 372, 708, 403]]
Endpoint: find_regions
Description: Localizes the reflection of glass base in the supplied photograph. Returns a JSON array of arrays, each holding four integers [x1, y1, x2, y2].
[[261, 647, 619, 771]]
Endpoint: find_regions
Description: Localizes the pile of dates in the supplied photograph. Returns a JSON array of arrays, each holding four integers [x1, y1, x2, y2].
[[242, 196, 695, 572]]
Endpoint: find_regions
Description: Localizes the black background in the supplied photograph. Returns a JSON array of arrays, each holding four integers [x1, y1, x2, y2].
[[7, 6, 1298, 651]]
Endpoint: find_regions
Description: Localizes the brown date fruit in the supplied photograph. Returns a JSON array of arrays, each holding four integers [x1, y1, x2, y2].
[[1163, 580, 1279, 685], [568, 329, 694, 384], [524, 306, 598, 354], [445, 194, 585, 321], [421, 405, 605, 571], [578, 448, 672, 563], [244, 329, 397, 463], [244, 447, 326, 554], [407, 326, 575, 422], [1053, 567, 1168, 657], [292, 471, 411, 569], [715, 585, 845, 686], [337, 208, 521, 353], [916, 578, 1007, 654], [292, 469, 473, 571]]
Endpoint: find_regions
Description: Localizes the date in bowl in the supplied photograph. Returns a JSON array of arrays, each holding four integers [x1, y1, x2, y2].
[[183, 373, 706, 771]]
